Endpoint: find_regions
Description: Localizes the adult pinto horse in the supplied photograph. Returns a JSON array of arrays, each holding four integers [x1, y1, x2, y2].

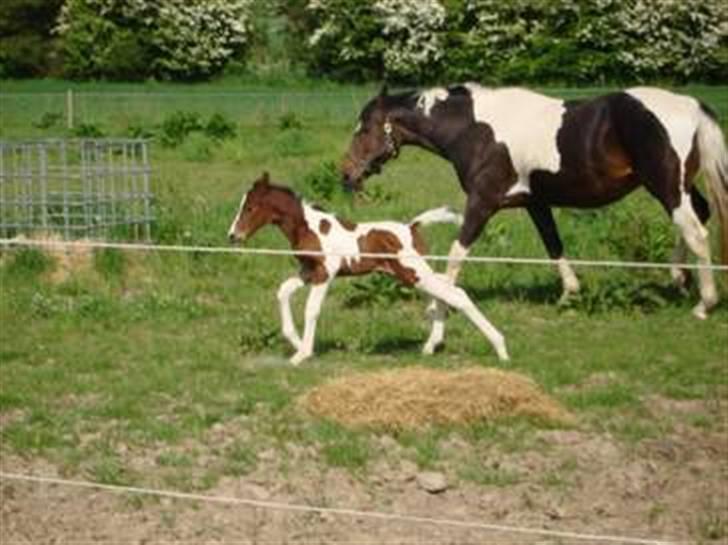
[[341, 84, 728, 320]]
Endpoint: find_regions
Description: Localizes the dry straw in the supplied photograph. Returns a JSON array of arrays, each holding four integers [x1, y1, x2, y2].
[[300, 366, 574, 430]]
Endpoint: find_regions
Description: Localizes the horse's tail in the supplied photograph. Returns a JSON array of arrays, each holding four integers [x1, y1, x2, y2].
[[696, 103, 728, 265], [409, 206, 463, 227]]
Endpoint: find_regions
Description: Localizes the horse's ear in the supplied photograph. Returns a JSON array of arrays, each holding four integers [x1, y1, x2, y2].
[[376, 83, 389, 106]]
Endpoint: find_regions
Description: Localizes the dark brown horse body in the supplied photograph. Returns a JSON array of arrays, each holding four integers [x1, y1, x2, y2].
[[341, 84, 728, 318]]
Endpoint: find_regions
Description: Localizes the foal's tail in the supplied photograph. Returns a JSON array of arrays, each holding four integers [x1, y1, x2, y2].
[[697, 103, 728, 265], [410, 206, 463, 227]]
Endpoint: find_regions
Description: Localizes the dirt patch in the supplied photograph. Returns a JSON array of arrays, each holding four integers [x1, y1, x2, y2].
[[299, 367, 574, 430]]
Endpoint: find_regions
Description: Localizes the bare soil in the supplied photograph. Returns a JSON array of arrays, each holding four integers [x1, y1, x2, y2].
[[2, 395, 726, 544]]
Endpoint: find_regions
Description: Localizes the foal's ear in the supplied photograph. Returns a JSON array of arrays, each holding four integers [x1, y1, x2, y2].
[[255, 171, 270, 187]]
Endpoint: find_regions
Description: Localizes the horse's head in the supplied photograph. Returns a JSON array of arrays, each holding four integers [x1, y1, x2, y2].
[[228, 171, 277, 243], [341, 85, 404, 192]]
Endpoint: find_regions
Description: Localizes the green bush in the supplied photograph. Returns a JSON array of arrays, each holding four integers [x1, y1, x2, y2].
[[71, 122, 106, 138], [56, 0, 255, 81], [158, 111, 237, 147], [158, 111, 204, 147], [205, 113, 237, 140]]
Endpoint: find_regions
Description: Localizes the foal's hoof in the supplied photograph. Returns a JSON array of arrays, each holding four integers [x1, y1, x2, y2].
[[289, 351, 312, 366], [422, 341, 444, 356]]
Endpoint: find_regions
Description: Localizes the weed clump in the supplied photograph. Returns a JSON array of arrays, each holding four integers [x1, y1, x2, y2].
[[300, 367, 574, 431]]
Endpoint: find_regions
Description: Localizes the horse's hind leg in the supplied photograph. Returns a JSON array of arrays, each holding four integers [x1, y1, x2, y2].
[[671, 191, 718, 319], [671, 187, 710, 290]]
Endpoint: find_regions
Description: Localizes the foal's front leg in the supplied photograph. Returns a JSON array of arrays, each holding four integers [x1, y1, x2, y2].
[[290, 281, 331, 366], [277, 276, 305, 351]]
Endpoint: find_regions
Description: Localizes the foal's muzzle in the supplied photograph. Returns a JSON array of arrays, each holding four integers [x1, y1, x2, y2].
[[228, 231, 246, 244]]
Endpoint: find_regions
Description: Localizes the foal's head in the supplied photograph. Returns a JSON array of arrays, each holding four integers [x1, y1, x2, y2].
[[341, 85, 414, 191], [228, 172, 295, 243]]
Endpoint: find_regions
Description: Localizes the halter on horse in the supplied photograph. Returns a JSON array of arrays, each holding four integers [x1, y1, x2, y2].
[[341, 84, 728, 319], [228, 172, 509, 365]]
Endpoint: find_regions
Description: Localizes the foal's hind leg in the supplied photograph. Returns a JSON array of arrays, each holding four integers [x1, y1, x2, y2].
[[277, 276, 305, 351], [290, 281, 330, 366], [416, 272, 509, 361]]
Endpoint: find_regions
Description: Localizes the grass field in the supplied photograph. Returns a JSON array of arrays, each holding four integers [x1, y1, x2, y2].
[[1, 80, 727, 541]]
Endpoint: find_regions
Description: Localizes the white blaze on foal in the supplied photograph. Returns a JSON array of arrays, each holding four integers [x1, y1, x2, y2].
[[228, 172, 509, 365]]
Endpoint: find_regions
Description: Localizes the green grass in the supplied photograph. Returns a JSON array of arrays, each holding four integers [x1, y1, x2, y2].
[[1, 80, 727, 492]]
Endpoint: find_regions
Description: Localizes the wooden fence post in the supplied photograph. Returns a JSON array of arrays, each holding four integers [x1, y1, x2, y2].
[[66, 89, 74, 130]]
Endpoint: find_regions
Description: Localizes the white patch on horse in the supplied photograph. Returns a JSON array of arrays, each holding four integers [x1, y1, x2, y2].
[[228, 193, 247, 238], [354, 121, 362, 134], [626, 87, 700, 188], [416, 87, 449, 117], [465, 83, 565, 195]]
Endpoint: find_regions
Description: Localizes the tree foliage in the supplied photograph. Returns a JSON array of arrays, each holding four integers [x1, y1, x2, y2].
[[0, 0, 64, 77], [55, 0, 255, 81]]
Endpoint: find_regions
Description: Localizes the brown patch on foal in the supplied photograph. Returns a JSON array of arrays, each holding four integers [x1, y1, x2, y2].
[[319, 219, 331, 234], [337, 217, 357, 231], [410, 226, 428, 256], [297, 230, 328, 284], [347, 229, 420, 285]]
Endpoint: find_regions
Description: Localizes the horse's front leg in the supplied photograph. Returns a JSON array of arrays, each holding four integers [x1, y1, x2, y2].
[[277, 276, 305, 351], [290, 281, 331, 366], [442, 192, 500, 284], [526, 203, 580, 302]]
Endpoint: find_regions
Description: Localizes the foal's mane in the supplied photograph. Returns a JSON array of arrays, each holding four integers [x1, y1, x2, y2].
[[265, 180, 328, 213]]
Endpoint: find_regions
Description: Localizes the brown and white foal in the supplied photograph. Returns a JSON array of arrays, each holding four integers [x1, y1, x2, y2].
[[228, 172, 509, 365]]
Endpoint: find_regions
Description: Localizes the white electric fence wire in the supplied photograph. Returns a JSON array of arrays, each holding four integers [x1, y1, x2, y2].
[[0, 472, 677, 545], [2, 237, 728, 272]]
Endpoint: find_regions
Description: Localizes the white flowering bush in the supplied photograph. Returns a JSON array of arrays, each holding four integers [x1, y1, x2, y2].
[[578, 0, 728, 81], [292, 0, 727, 83], [453, 0, 727, 83], [300, 0, 446, 81], [56, 0, 254, 80], [374, 0, 446, 79]]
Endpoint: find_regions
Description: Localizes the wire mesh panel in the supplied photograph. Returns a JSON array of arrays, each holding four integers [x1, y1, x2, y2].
[[0, 139, 154, 241]]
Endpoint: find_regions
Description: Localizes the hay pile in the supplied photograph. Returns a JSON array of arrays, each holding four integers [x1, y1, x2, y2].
[[300, 367, 573, 430]]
